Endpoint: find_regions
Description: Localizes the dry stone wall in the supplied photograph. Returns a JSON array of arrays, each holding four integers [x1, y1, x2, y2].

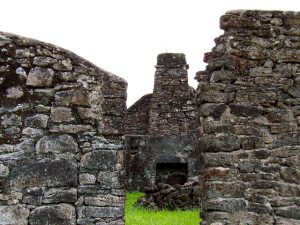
[[196, 10, 300, 225], [0, 32, 127, 225]]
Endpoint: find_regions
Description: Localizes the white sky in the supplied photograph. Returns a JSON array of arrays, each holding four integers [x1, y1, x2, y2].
[[1, 0, 299, 106]]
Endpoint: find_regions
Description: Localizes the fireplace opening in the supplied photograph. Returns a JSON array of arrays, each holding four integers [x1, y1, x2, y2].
[[156, 163, 188, 186]]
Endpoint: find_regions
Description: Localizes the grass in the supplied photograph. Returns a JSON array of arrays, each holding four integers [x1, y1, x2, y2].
[[125, 192, 201, 225]]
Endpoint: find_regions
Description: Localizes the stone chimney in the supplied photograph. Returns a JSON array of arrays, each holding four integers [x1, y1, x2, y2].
[[149, 53, 195, 136]]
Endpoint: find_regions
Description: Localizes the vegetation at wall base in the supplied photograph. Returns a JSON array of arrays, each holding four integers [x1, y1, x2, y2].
[[125, 192, 201, 225]]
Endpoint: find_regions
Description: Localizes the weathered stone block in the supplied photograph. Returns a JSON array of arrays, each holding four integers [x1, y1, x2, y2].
[[36, 134, 78, 154], [25, 114, 49, 128], [265, 108, 295, 123], [241, 136, 265, 150], [275, 206, 300, 220], [280, 167, 300, 184], [81, 151, 117, 171], [200, 91, 235, 103], [51, 107, 74, 122], [22, 127, 45, 138], [0, 205, 30, 225], [204, 153, 232, 166], [273, 132, 300, 148], [205, 182, 245, 198], [6, 86, 24, 99], [229, 104, 262, 117], [50, 124, 92, 133], [199, 134, 240, 152], [204, 198, 247, 213], [98, 171, 123, 188], [80, 206, 123, 218], [42, 188, 77, 204], [0, 162, 9, 177], [200, 103, 227, 118], [26, 67, 54, 87], [210, 70, 236, 83], [85, 195, 124, 207], [33, 56, 57, 66], [204, 167, 235, 182], [34, 89, 55, 104], [79, 173, 96, 185], [30, 204, 76, 225], [55, 88, 89, 106], [10, 158, 78, 188]]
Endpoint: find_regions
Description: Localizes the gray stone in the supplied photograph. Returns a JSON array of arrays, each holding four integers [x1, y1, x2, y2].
[[0, 205, 30, 225], [33, 56, 57, 66], [98, 171, 122, 188], [200, 91, 235, 103], [210, 70, 236, 83], [10, 158, 78, 188], [0, 34, 11, 46], [51, 107, 74, 122], [79, 173, 96, 185], [42, 188, 77, 203], [26, 67, 54, 87], [81, 206, 123, 218], [0, 162, 9, 177], [55, 88, 89, 106], [34, 89, 55, 104], [15, 48, 35, 58], [204, 153, 232, 166], [4, 126, 21, 134], [229, 104, 263, 117], [25, 114, 49, 128], [36, 134, 78, 154], [16, 67, 27, 78], [200, 103, 227, 118], [50, 124, 92, 133], [22, 127, 45, 138], [81, 151, 117, 171], [199, 134, 240, 152], [275, 206, 300, 220], [1, 114, 22, 127], [275, 217, 300, 225], [204, 198, 247, 213], [85, 195, 124, 207], [92, 136, 124, 150], [280, 167, 300, 184], [30, 204, 76, 225], [6, 86, 24, 99], [205, 182, 245, 198], [53, 58, 73, 71]]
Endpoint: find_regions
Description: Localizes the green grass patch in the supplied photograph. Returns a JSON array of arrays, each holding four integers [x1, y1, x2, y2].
[[125, 192, 201, 225]]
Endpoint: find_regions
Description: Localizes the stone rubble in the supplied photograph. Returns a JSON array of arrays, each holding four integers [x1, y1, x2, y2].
[[136, 177, 201, 210]]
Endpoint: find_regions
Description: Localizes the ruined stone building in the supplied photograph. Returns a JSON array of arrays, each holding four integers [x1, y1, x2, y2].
[[0, 9, 300, 225], [197, 10, 300, 225], [0, 31, 127, 225], [125, 53, 201, 191]]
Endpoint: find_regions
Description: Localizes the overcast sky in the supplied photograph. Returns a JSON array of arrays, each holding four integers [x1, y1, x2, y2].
[[1, 0, 300, 106]]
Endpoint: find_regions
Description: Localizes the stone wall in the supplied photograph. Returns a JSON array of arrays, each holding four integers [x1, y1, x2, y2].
[[125, 53, 201, 191], [125, 93, 152, 135], [196, 10, 300, 225], [0, 32, 127, 225]]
